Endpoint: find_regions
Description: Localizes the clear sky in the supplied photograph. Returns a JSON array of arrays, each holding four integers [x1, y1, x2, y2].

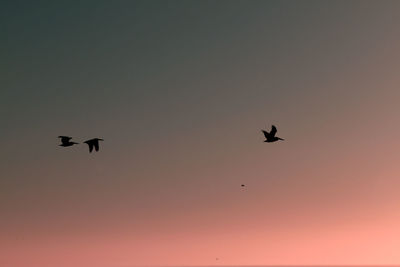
[[2, 1, 400, 267]]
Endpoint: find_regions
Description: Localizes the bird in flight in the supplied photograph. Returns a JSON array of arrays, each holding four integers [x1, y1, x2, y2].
[[58, 136, 79, 147], [83, 138, 104, 153], [262, 125, 284, 142]]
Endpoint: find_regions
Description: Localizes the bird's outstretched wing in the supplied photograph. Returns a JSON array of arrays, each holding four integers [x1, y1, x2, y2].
[[270, 125, 277, 137], [262, 130, 269, 139], [87, 142, 94, 153], [84, 140, 94, 152], [94, 141, 99, 151]]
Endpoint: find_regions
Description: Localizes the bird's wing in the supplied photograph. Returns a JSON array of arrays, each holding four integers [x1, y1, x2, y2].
[[270, 125, 277, 137], [84, 140, 94, 152], [94, 140, 99, 151], [262, 130, 269, 139], [88, 143, 94, 152]]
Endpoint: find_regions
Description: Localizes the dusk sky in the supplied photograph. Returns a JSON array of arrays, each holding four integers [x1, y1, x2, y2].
[[2, 1, 400, 267]]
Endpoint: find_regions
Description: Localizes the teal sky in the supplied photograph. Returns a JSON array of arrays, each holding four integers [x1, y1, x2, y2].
[[2, 1, 400, 267]]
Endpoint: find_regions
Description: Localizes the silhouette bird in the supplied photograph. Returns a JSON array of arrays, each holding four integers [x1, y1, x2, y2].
[[262, 125, 284, 142], [83, 138, 104, 153], [58, 136, 78, 147]]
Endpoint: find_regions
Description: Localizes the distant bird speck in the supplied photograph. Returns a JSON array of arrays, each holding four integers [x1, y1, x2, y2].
[[262, 125, 284, 143], [58, 136, 78, 147], [84, 138, 104, 153]]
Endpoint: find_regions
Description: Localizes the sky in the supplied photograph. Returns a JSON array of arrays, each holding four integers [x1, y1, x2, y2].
[[2, 1, 400, 266]]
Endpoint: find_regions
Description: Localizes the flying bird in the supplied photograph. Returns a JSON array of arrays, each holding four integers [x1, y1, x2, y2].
[[262, 125, 284, 142], [58, 136, 79, 147], [84, 138, 104, 153]]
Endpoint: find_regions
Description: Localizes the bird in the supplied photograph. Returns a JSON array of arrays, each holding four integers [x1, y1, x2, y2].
[[58, 136, 79, 147], [83, 138, 104, 153], [262, 125, 284, 142]]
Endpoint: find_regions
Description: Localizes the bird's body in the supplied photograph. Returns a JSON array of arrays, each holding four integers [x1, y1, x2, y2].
[[262, 125, 284, 143], [58, 136, 79, 147], [84, 138, 104, 153]]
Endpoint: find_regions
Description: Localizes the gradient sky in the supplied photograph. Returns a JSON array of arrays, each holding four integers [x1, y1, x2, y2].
[[2, 1, 400, 267]]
